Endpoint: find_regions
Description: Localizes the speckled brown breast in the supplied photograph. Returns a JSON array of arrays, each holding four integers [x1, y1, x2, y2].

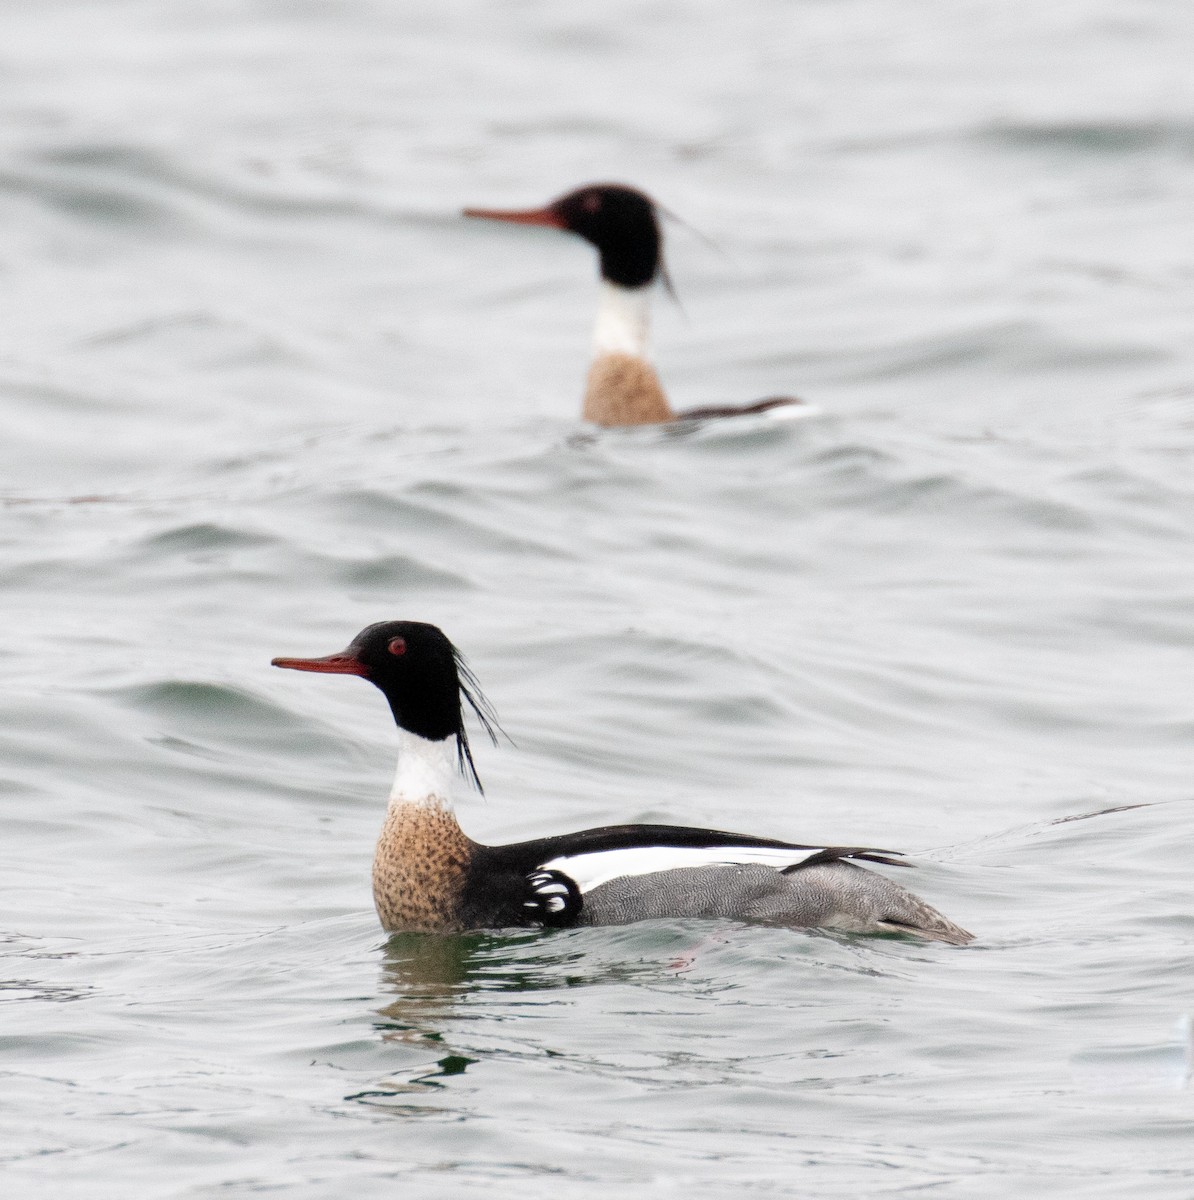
[[583, 352, 674, 426], [371, 802, 476, 933]]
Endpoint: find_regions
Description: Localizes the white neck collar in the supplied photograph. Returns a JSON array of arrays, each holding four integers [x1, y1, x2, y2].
[[592, 280, 652, 358], [388, 728, 458, 811]]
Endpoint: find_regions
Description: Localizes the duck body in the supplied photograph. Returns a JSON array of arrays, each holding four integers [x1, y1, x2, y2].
[[273, 621, 973, 945], [371, 791, 971, 945], [466, 825, 970, 943], [464, 183, 802, 428]]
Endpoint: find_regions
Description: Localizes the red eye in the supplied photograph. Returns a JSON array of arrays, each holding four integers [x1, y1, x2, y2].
[[387, 637, 407, 657]]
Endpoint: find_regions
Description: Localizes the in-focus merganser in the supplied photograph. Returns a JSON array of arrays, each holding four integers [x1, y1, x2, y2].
[[272, 621, 972, 944], [464, 183, 802, 428]]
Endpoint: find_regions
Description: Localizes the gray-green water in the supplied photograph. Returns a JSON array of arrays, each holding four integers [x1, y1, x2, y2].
[[4, 2, 1194, 1196]]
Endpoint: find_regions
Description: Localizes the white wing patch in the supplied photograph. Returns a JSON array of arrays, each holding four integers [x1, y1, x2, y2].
[[765, 401, 821, 422], [539, 844, 815, 894]]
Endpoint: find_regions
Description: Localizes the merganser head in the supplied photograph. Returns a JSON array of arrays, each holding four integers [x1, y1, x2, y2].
[[272, 620, 499, 790], [465, 183, 662, 290]]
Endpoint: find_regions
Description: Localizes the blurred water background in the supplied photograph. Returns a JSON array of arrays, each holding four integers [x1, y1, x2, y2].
[[3, 1, 1194, 1196]]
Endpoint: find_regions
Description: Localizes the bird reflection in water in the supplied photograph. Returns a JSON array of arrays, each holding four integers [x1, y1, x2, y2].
[[354, 930, 574, 1109], [354, 928, 685, 1110]]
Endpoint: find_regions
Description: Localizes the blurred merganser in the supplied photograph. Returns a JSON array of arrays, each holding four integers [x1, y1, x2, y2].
[[272, 620, 972, 944], [464, 183, 802, 427]]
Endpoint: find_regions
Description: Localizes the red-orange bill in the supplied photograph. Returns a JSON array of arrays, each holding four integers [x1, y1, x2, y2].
[[270, 651, 368, 676], [462, 205, 565, 229]]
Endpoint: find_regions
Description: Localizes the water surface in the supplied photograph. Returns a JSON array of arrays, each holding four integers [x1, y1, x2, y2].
[[3, 2, 1194, 1196]]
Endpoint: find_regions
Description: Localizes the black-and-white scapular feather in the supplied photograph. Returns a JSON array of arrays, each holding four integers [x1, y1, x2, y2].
[[521, 869, 584, 927]]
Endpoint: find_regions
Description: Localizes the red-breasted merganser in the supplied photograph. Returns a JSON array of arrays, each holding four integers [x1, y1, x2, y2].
[[272, 620, 972, 943], [464, 183, 802, 428]]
